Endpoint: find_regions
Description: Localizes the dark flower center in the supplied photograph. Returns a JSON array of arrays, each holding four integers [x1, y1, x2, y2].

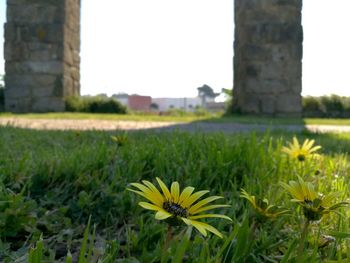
[[163, 201, 188, 218], [297, 154, 306, 161]]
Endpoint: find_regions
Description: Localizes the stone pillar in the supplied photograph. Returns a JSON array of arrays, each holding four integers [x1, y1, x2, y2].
[[233, 0, 303, 116], [4, 0, 80, 112]]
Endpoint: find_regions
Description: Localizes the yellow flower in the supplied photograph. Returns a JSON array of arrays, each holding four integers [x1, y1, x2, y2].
[[282, 137, 321, 161], [111, 133, 128, 146], [240, 189, 289, 220], [280, 176, 348, 221], [128, 177, 232, 238]]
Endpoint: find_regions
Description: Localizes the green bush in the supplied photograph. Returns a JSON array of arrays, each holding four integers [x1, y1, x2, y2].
[[0, 75, 4, 111], [302, 94, 350, 118], [65, 96, 127, 114], [0, 87, 4, 111], [302, 96, 324, 117]]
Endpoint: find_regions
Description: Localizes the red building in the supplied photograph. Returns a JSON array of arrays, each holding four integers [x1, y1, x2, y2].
[[128, 95, 152, 111]]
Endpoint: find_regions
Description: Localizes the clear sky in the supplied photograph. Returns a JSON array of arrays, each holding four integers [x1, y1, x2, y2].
[[0, 0, 349, 98]]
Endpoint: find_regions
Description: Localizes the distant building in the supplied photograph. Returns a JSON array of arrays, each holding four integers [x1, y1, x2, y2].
[[112, 92, 224, 112], [112, 93, 129, 107], [128, 95, 152, 111], [152, 97, 202, 112]]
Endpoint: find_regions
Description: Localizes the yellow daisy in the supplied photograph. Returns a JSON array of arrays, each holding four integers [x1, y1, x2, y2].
[[111, 133, 128, 146], [128, 177, 232, 238], [282, 137, 321, 161], [280, 176, 348, 221], [240, 189, 289, 220]]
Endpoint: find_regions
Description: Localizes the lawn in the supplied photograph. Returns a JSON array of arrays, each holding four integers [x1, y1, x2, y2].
[[0, 127, 350, 262], [3, 112, 350, 126]]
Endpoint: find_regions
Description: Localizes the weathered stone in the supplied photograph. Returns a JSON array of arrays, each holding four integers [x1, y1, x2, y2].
[[233, 0, 303, 116], [275, 93, 302, 114], [4, 97, 32, 112], [4, 0, 302, 115], [31, 97, 65, 112], [4, 0, 80, 112]]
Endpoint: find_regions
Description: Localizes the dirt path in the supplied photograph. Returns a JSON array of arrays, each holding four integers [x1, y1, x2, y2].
[[1, 117, 350, 133]]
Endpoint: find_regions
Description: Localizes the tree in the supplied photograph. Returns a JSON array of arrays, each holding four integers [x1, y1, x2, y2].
[[197, 84, 220, 99], [197, 84, 220, 108]]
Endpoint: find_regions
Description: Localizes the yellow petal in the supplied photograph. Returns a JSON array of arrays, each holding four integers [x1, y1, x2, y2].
[[182, 218, 207, 237], [190, 220, 223, 238], [171, 182, 180, 203], [189, 214, 232, 221], [281, 146, 292, 155], [131, 184, 163, 206], [142, 180, 165, 203], [138, 202, 162, 211], [181, 190, 209, 208], [130, 182, 151, 193], [156, 177, 172, 201], [128, 188, 161, 206], [293, 137, 300, 149], [309, 145, 321, 153], [301, 139, 311, 150], [179, 186, 195, 205], [155, 210, 172, 220], [127, 188, 146, 198], [188, 196, 223, 214], [191, 204, 231, 215]]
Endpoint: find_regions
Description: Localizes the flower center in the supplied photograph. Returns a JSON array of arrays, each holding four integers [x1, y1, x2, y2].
[[163, 201, 188, 218], [297, 153, 306, 161]]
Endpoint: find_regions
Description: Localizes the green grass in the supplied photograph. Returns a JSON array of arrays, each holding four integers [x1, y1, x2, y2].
[[2, 112, 350, 126], [1, 127, 350, 262]]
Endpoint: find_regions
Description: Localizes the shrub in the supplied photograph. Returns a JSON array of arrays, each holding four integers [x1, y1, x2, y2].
[[0, 87, 4, 112], [302, 94, 350, 118], [65, 96, 127, 114], [0, 75, 4, 111], [302, 96, 324, 117]]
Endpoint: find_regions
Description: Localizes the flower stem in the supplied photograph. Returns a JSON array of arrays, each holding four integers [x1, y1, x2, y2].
[[161, 225, 173, 262], [297, 219, 309, 262]]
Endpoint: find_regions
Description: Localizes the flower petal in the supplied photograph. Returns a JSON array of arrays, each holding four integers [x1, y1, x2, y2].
[[130, 183, 163, 206], [127, 188, 161, 206], [181, 190, 209, 208], [191, 204, 231, 215], [190, 220, 223, 238], [188, 196, 223, 214], [142, 180, 165, 203], [138, 202, 162, 211], [293, 137, 300, 149], [171, 182, 180, 203], [155, 210, 172, 220], [179, 186, 195, 205], [156, 177, 172, 201], [182, 218, 207, 237], [189, 214, 232, 221]]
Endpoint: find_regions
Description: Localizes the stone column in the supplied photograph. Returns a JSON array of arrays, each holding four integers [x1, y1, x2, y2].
[[4, 0, 80, 112], [233, 0, 303, 116]]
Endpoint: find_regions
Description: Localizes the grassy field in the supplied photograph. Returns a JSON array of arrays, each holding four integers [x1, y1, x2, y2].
[[3, 112, 350, 126], [1, 127, 350, 262]]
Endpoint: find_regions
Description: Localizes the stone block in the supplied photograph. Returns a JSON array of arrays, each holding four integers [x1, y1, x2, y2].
[[4, 84, 31, 99], [31, 97, 65, 112], [260, 95, 276, 114], [242, 44, 270, 61], [19, 24, 64, 43], [241, 94, 260, 113], [7, 1, 64, 23], [5, 97, 32, 112], [25, 61, 63, 74], [276, 94, 302, 113], [4, 42, 27, 61]]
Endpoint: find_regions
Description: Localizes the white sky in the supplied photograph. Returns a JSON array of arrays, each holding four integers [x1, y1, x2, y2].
[[0, 0, 350, 98]]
